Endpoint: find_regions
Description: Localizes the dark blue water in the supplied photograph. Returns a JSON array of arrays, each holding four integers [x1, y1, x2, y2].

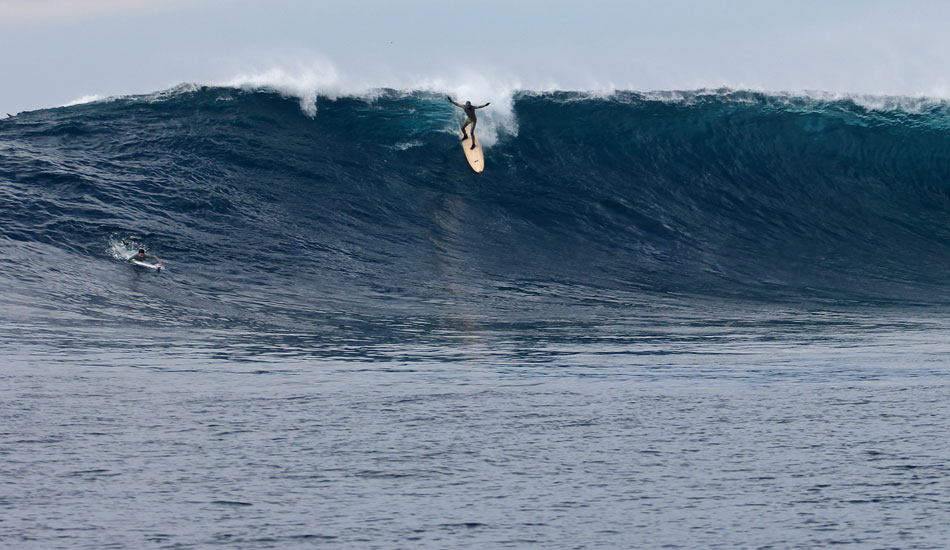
[[2, 87, 950, 549]]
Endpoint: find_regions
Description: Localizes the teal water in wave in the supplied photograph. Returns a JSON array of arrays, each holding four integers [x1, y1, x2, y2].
[[1, 87, 949, 549]]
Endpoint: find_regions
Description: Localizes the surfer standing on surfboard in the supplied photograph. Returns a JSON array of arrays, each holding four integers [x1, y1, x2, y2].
[[447, 96, 490, 150]]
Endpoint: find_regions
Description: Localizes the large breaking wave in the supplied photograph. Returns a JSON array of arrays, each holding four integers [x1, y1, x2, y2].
[[2, 85, 950, 336]]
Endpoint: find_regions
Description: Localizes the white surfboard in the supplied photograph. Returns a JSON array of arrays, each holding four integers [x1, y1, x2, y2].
[[461, 130, 484, 173], [130, 259, 163, 271]]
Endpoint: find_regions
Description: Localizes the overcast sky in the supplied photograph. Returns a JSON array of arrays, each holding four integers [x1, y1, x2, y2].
[[3, 0, 950, 114]]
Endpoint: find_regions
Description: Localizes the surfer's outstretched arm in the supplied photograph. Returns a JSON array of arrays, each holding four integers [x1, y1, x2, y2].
[[474, 102, 491, 109], [447, 96, 464, 108]]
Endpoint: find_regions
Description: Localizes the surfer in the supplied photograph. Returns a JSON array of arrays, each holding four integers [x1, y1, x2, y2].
[[447, 96, 490, 149], [131, 249, 162, 266]]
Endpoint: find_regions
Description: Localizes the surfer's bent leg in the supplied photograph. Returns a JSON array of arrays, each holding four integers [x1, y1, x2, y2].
[[469, 120, 477, 149], [461, 119, 472, 140]]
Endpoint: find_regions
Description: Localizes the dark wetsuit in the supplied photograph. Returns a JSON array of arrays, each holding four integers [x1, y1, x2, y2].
[[448, 97, 490, 148]]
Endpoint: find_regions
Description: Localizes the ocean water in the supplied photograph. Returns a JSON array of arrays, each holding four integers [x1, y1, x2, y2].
[[2, 86, 950, 549]]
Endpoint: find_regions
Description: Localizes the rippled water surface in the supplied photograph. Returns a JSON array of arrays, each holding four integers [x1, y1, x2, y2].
[[3, 311, 949, 550]]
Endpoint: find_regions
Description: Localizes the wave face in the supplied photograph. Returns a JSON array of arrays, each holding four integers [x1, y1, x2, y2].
[[3, 87, 950, 338]]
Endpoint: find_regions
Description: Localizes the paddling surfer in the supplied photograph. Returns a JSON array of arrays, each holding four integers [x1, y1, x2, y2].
[[447, 96, 490, 149], [131, 248, 162, 266]]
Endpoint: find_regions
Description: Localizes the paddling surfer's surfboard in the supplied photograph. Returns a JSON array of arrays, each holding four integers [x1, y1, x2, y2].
[[130, 259, 163, 271]]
